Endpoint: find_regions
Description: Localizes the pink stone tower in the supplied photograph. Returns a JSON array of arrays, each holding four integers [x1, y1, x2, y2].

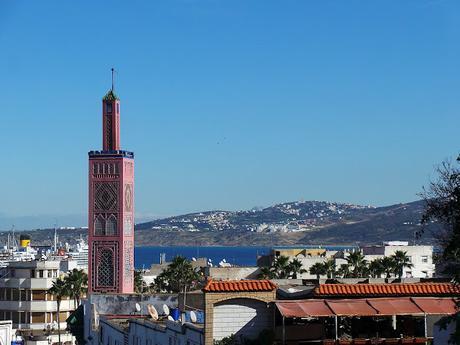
[[88, 78, 134, 294]]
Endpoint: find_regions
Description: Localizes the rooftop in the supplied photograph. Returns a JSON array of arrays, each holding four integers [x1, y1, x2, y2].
[[203, 279, 277, 293], [314, 283, 460, 297]]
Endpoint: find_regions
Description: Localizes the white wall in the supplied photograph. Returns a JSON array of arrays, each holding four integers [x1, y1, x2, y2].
[[213, 298, 271, 341]]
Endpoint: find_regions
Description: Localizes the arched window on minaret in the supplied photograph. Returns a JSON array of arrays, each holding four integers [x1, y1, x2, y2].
[[106, 215, 117, 236], [94, 215, 105, 236]]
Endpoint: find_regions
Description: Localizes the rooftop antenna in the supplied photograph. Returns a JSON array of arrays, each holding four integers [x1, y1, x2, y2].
[[111, 68, 115, 92], [54, 221, 58, 254]]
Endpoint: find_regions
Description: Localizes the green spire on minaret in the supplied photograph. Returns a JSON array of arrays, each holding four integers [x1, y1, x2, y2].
[[102, 89, 119, 101]]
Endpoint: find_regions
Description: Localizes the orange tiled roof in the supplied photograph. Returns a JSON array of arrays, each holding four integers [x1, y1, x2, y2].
[[315, 283, 460, 297], [203, 279, 277, 293]]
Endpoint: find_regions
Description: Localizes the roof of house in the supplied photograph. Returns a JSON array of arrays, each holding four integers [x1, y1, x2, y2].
[[314, 283, 460, 297], [203, 279, 277, 293]]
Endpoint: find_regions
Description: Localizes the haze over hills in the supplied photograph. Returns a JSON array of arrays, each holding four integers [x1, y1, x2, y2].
[[1, 199, 438, 247]]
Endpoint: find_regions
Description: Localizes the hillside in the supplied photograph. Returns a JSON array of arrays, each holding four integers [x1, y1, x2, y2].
[[1, 200, 438, 247]]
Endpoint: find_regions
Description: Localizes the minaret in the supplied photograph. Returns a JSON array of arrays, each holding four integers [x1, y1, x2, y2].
[[88, 71, 135, 294]]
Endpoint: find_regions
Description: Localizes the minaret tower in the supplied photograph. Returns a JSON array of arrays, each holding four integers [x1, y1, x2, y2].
[[88, 70, 134, 294]]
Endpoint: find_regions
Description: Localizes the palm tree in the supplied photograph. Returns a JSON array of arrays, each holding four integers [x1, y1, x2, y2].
[[64, 269, 87, 307], [323, 259, 336, 278], [288, 258, 306, 279], [272, 256, 291, 279], [336, 263, 351, 278], [309, 262, 326, 279], [381, 256, 396, 278], [258, 266, 274, 279], [368, 258, 384, 278], [392, 250, 414, 279], [346, 251, 368, 278], [154, 256, 201, 293], [49, 277, 69, 345]]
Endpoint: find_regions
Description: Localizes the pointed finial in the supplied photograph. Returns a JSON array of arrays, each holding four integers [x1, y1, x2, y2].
[[111, 68, 115, 92]]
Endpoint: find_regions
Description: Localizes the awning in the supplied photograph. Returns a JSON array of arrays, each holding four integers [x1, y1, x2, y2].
[[412, 298, 458, 315], [275, 298, 458, 318], [326, 299, 378, 316], [276, 300, 334, 318], [368, 298, 424, 316]]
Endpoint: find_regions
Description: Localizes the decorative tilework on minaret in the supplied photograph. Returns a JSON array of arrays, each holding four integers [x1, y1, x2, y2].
[[88, 82, 134, 294]]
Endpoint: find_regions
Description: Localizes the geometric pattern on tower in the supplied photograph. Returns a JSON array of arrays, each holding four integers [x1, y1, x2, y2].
[[91, 241, 119, 292], [97, 248, 114, 287], [94, 182, 118, 211], [124, 184, 133, 212]]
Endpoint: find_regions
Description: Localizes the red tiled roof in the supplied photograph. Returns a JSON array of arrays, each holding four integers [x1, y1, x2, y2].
[[314, 283, 460, 297], [203, 279, 277, 292]]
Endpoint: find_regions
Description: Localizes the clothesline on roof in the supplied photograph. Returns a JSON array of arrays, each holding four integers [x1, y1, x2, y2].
[[275, 297, 458, 318]]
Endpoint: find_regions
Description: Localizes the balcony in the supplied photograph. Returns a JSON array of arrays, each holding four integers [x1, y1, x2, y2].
[[0, 299, 76, 312]]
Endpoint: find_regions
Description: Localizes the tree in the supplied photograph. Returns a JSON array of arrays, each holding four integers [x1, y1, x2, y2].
[[323, 259, 336, 279], [368, 258, 384, 278], [345, 251, 368, 278], [380, 257, 396, 278], [288, 258, 307, 279], [153, 256, 201, 293], [271, 256, 291, 279], [64, 269, 87, 307], [309, 262, 326, 279], [419, 159, 460, 343], [134, 270, 147, 293], [391, 250, 414, 279], [336, 263, 351, 278], [49, 277, 69, 345], [258, 266, 274, 279], [258, 256, 307, 279]]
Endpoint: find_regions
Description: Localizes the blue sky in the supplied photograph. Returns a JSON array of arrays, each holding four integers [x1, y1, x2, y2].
[[0, 1, 459, 228]]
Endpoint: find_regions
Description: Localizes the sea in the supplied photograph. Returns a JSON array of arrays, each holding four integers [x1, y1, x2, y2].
[[134, 245, 357, 269]]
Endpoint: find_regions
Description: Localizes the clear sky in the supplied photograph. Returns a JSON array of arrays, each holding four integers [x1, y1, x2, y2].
[[0, 1, 459, 228]]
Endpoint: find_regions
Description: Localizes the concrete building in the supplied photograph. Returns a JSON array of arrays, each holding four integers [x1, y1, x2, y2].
[[258, 243, 436, 279], [98, 317, 203, 345], [361, 241, 435, 278], [82, 293, 178, 345], [202, 279, 277, 345], [0, 261, 75, 345]]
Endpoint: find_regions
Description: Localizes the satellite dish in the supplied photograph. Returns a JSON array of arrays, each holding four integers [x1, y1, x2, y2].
[[135, 303, 141, 312], [190, 311, 197, 323], [162, 304, 170, 316], [191, 257, 197, 262], [222, 259, 226, 263], [147, 304, 158, 321], [167, 315, 174, 321]]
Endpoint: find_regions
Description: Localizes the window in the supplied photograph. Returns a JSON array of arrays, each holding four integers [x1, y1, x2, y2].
[[422, 255, 428, 263], [10, 269, 15, 278], [117, 103, 119, 113], [107, 103, 112, 113], [48, 271, 52, 278], [39, 270, 44, 278], [407, 256, 412, 262], [95, 215, 105, 236], [106, 215, 117, 236]]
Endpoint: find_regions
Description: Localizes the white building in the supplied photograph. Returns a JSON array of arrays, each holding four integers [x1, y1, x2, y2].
[[0, 261, 75, 345], [361, 241, 435, 278], [260, 242, 436, 279]]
